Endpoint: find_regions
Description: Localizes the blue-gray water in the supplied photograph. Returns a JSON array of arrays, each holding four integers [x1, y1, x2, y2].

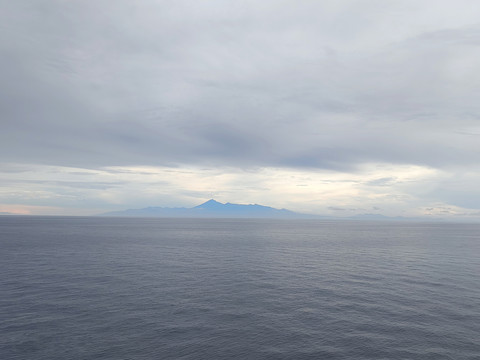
[[1, 217, 479, 359]]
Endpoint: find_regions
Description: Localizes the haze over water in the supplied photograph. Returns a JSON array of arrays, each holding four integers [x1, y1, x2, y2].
[[1, 216, 479, 359]]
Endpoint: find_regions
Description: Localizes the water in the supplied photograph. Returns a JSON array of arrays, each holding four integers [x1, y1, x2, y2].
[[1, 217, 479, 359]]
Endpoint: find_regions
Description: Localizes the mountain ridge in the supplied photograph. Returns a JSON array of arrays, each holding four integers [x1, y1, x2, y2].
[[98, 199, 442, 221], [99, 199, 314, 218]]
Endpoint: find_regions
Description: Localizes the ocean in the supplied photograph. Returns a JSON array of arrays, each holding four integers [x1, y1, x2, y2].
[[1, 216, 479, 359]]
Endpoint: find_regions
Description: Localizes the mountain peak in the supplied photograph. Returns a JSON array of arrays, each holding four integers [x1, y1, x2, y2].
[[195, 199, 224, 209], [204, 199, 222, 205]]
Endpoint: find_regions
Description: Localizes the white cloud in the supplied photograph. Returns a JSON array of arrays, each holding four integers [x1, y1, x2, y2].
[[4, 162, 479, 220]]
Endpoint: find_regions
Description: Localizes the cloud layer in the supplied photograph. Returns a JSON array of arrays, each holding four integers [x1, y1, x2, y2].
[[2, 1, 480, 216]]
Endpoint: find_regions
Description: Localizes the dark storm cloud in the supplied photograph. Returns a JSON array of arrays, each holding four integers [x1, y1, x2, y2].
[[2, 0, 480, 170]]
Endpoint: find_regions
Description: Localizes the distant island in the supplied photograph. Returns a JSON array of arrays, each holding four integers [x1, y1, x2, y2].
[[98, 199, 434, 221], [99, 199, 316, 219]]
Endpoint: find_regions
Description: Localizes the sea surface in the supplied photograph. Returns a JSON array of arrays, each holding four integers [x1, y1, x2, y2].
[[1, 216, 479, 359]]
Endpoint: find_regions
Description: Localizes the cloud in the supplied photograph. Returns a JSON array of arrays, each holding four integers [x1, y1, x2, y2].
[[0, 162, 449, 217], [2, 1, 480, 216], [365, 177, 397, 187], [2, 1, 480, 170]]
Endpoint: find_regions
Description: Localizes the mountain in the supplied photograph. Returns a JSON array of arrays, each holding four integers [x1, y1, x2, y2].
[[98, 200, 440, 221], [99, 199, 314, 218]]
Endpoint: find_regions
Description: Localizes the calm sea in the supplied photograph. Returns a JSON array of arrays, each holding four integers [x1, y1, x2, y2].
[[1, 217, 479, 359]]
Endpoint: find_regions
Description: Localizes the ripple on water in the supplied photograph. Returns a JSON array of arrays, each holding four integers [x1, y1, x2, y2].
[[1, 217, 479, 359]]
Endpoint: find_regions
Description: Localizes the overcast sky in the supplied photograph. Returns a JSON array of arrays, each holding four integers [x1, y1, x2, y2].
[[2, 0, 480, 219]]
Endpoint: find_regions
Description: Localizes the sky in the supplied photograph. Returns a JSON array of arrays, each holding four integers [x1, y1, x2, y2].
[[2, 0, 480, 219]]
